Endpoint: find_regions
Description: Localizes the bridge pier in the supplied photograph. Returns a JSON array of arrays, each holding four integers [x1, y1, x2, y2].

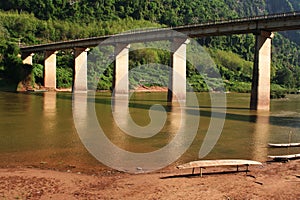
[[168, 38, 189, 103], [73, 48, 89, 92], [22, 53, 34, 65], [113, 44, 130, 96], [44, 50, 58, 90], [250, 31, 274, 111]]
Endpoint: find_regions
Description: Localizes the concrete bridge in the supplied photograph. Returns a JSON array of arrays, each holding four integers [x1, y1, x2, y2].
[[21, 12, 300, 111]]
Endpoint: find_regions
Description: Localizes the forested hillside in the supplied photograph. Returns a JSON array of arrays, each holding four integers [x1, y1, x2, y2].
[[0, 0, 299, 94]]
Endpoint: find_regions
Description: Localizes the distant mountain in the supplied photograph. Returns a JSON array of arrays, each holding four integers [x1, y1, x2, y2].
[[265, 0, 300, 45], [266, 0, 300, 13], [223, 0, 300, 45]]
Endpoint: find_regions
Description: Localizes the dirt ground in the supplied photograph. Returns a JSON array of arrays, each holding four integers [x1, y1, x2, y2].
[[0, 160, 299, 200]]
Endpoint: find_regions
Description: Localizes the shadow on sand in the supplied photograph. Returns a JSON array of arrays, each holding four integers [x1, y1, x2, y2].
[[160, 170, 249, 179]]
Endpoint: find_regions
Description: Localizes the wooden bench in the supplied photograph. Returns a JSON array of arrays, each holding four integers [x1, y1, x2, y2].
[[177, 159, 262, 177]]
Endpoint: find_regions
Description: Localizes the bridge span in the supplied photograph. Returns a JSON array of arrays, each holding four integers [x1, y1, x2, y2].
[[20, 12, 300, 111]]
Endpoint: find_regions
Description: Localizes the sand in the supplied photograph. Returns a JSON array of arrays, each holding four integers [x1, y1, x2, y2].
[[0, 160, 299, 200]]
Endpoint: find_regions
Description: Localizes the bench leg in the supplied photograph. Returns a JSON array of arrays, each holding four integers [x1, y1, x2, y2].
[[200, 168, 203, 177], [192, 168, 195, 175]]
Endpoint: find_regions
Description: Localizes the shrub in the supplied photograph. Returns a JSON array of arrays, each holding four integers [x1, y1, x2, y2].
[[270, 84, 287, 99]]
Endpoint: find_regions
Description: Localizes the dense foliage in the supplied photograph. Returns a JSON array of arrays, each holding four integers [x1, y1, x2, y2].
[[0, 0, 299, 94]]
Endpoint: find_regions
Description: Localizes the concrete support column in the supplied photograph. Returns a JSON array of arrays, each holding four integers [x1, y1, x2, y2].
[[113, 44, 130, 96], [168, 38, 189, 102], [22, 53, 34, 65], [44, 50, 58, 90], [73, 48, 89, 92], [250, 31, 274, 111]]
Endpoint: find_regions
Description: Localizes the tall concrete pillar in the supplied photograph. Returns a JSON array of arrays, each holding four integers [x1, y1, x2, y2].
[[168, 38, 189, 102], [113, 44, 130, 96], [44, 50, 58, 90], [22, 53, 34, 65], [250, 31, 274, 111], [73, 48, 89, 92]]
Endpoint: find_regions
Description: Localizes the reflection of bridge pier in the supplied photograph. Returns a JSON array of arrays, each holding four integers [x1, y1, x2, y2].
[[21, 13, 300, 110], [111, 94, 129, 137], [42, 92, 57, 137], [252, 113, 270, 161]]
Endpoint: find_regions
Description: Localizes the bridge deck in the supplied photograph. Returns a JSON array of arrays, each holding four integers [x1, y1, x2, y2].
[[21, 12, 300, 53]]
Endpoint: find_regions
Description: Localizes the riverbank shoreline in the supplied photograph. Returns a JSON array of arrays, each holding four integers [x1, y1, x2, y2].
[[0, 160, 299, 199]]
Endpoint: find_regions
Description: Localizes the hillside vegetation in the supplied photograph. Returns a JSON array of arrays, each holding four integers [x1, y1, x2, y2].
[[0, 0, 299, 95]]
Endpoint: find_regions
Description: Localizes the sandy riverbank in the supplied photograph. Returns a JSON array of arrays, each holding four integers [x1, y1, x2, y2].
[[0, 160, 299, 199]]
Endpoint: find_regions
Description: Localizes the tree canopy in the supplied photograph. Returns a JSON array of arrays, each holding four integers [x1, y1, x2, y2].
[[0, 0, 299, 93]]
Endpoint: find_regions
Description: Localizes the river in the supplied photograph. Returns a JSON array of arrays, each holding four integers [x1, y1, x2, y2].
[[0, 91, 299, 173]]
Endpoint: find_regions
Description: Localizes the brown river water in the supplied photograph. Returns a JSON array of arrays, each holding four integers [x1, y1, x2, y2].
[[0, 91, 299, 173]]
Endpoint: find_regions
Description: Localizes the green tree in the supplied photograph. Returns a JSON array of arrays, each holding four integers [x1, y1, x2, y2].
[[275, 67, 296, 88]]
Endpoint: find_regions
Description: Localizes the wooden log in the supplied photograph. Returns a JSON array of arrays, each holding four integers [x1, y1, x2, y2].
[[268, 154, 300, 160], [268, 143, 300, 148]]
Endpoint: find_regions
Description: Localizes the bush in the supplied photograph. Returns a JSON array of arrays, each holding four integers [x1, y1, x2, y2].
[[270, 84, 287, 99], [32, 63, 43, 85], [56, 67, 73, 88], [226, 81, 251, 93]]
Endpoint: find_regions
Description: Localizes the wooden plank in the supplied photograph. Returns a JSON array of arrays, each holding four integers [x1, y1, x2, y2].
[[177, 159, 262, 170], [268, 143, 300, 148], [268, 154, 300, 160]]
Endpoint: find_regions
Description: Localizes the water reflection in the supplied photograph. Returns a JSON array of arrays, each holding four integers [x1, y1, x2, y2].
[[43, 92, 57, 132], [1, 92, 300, 171], [111, 95, 129, 130], [112, 94, 167, 139], [73, 92, 200, 173], [73, 92, 129, 171], [252, 112, 270, 161]]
